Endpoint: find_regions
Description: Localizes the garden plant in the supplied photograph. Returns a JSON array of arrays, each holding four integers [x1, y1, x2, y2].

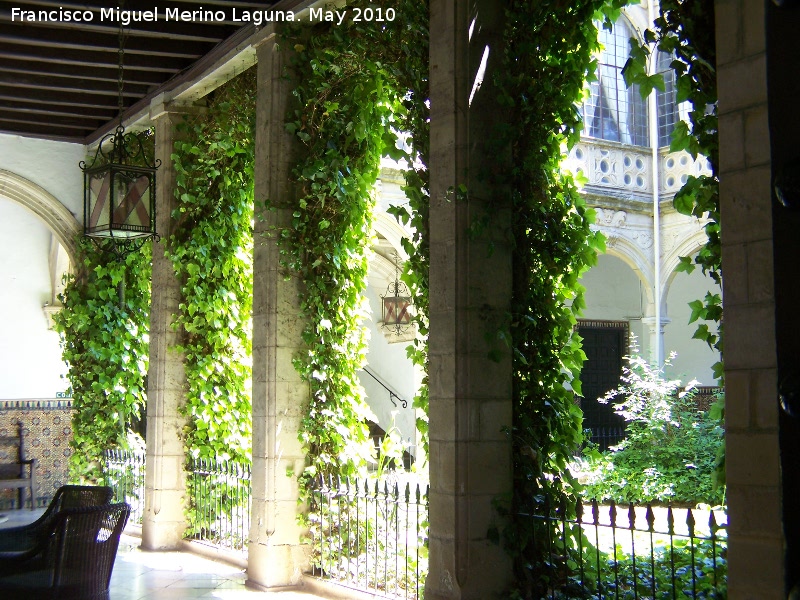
[[578, 349, 725, 507]]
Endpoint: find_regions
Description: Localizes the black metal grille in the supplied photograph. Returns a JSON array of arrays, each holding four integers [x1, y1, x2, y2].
[[310, 475, 429, 599], [526, 499, 727, 598], [188, 457, 251, 552], [586, 426, 627, 452], [104, 450, 251, 551], [104, 448, 145, 524]]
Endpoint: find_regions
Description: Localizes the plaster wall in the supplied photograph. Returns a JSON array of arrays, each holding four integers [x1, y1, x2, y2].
[[360, 285, 419, 457], [581, 252, 719, 386], [663, 266, 720, 385], [0, 134, 84, 218], [0, 199, 69, 399], [0, 134, 84, 400], [580, 253, 646, 346]]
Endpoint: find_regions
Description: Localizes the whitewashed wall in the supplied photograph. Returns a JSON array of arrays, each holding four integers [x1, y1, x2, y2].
[[581, 253, 720, 385], [0, 199, 69, 398], [580, 254, 648, 351], [0, 134, 84, 217], [0, 134, 83, 399], [664, 265, 720, 385], [360, 285, 420, 459]]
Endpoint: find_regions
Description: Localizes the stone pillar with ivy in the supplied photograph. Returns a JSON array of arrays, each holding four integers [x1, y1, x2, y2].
[[141, 98, 192, 550], [246, 31, 310, 589], [426, 1, 514, 598]]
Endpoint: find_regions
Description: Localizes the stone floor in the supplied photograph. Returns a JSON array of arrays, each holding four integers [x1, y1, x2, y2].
[[0, 508, 331, 600], [109, 534, 327, 600]]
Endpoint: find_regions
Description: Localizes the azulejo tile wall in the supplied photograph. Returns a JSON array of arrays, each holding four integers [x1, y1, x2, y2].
[[0, 399, 74, 509]]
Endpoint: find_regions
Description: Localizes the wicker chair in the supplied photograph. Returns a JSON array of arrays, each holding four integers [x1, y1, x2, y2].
[[0, 484, 114, 554], [0, 502, 130, 599]]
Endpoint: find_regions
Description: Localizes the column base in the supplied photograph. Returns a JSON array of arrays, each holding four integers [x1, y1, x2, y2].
[[246, 541, 310, 589]]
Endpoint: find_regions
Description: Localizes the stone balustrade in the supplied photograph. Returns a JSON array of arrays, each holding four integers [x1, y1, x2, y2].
[[563, 138, 712, 202]]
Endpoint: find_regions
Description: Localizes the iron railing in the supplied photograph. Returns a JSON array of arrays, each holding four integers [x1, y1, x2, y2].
[[104, 450, 251, 552], [310, 474, 429, 599], [187, 457, 251, 552], [526, 499, 727, 599], [104, 448, 146, 524], [586, 426, 626, 452]]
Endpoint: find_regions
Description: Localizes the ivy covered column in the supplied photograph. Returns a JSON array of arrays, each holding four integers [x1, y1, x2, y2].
[[142, 98, 191, 550], [247, 31, 309, 589], [426, 1, 514, 598]]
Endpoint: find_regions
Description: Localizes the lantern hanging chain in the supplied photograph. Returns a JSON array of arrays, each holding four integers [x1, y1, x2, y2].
[[117, 16, 125, 125]]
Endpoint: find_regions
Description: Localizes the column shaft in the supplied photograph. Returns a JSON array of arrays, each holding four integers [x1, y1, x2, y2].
[[427, 1, 513, 598], [142, 105, 189, 550], [247, 32, 310, 589]]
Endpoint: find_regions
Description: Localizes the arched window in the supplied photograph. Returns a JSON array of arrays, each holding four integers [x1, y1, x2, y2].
[[583, 18, 649, 147]]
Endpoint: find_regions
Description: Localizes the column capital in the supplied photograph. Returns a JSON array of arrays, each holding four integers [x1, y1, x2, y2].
[[641, 316, 671, 329], [149, 93, 206, 122]]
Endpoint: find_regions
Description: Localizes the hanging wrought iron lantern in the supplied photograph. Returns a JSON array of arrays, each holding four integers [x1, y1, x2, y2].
[[81, 130, 158, 247], [381, 253, 413, 336], [80, 14, 159, 256]]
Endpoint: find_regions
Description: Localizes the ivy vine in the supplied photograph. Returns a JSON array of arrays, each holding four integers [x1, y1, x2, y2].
[[54, 238, 151, 482], [169, 71, 256, 464], [382, 4, 431, 461], [279, 0, 429, 496], [490, 1, 627, 594]]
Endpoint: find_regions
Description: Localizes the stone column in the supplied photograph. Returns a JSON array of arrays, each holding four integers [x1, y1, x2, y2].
[[641, 315, 669, 367], [142, 98, 191, 550], [716, 0, 783, 596], [426, 1, 513, 598], [246, 31, 310, 590]]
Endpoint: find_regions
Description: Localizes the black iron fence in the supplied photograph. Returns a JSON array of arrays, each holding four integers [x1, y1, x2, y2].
[[187, 457, 251, 552], [104, 450, 251, 552], [585, 426, 626, 452], [104, 448, 146, 524], [309, 474, 429, 600], [526, 499, 727, 599]]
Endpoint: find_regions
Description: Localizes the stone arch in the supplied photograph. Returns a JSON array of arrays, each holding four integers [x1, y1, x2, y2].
[[369, 211, 411, 283], [662, 226, 711, 293], [0, 169, 80, 264], [594, 229, 655, 307], [620, 4, 652, 38], [373, 212, 409, 257], [659, 225, 713, 320], [660, 228, 720, 384]]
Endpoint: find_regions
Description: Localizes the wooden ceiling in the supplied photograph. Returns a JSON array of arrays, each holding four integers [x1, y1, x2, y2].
[[0, 0, 281, 142]]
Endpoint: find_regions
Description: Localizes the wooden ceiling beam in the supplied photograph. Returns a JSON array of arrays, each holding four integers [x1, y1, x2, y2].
[[0, 88, 122, 111], [6, 0, 273, 14], [0, 119, 87, 142], [0, 43, 185, 73], [0, 71, 151, 97], [0, 99, 116, 121], [0, 11, 229, 43], [0, 113, 100, 131], [3, 61, 165, 86], [0, 0, 309, 141], [0, 26, 207, 59]]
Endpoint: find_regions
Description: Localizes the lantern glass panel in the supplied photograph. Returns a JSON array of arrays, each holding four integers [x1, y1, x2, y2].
[[112, 171, 152, 237], [383, 296, 412, 325], [85, 167, 153, 239], [86, 170, 111, 234]]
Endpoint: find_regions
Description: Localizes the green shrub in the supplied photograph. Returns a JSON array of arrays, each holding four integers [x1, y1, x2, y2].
[[578, 351, 724, 506]]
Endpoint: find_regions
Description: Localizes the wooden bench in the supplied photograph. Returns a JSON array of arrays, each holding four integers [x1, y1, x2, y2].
[[0, 422, 36, 510]]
